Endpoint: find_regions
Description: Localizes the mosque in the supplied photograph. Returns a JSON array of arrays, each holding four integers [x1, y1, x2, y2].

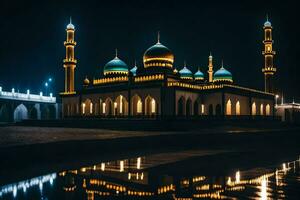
[[60, 18, 276, 119]]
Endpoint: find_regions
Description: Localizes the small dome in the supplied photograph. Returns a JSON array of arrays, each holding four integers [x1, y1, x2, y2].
[[179, 66, 193, 80], [104, 56, 128, 76], [67, 22, 75, 29], [173, 68, 178, 74], [130, 65, 137, 76], [194, 69, 204, 80], [143, 41, 174, 69], [213, 66, 233, 83], [264, 20, 272, 27], [83, 77, 90, 85]]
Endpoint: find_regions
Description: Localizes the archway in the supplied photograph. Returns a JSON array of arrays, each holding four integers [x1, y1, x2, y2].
[[251, 102, 256, 116], [0, 104, 13, 122], [131, 95, 142, 116], [115, 95, 128, 116], [266, 104, 270, 116], [29, 107, 38, 119], [104, 98, 113, 116], [82, 99, 93, 115], [14, 104, 28, 122], [215, 104, 222, 116], [186, 98, 192, 117], [208, 104, 213, 116], [260, 104, 264, 116], [145, 96, 156, 116], [178, 96, 185, 116], [226, 99, 232, 115], [235, 101, 241, 115], [194, 101, 199, 116]]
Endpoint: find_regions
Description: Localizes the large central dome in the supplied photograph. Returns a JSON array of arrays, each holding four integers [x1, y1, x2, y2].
[[143, 37, 174, 69]]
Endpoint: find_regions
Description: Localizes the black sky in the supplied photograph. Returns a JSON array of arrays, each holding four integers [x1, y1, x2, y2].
[[0, 0, 298, 101]]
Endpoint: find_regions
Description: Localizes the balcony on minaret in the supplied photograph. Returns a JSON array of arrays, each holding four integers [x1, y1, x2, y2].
[[262, 67, 276, 74], [63, 58, 77, 64], [262, 51, 276, 55], [64, 41, 77, 46]]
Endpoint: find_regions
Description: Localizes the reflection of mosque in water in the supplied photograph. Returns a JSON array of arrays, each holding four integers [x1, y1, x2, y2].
[[57, 155, 300, 200], [1, 154, 299, 199]]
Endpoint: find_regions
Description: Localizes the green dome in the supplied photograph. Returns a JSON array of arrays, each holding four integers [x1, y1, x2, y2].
[[194, 69, 204, 80], [104, 56, 128, 76], [179, 66, 193, 80], [213, 66, 233, 83]]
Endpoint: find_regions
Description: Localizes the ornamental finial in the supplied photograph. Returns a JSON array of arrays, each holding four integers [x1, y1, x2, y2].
[[221, 60, 224, 68], [115, 48, 118, 58], [157, 31, 160, 44]]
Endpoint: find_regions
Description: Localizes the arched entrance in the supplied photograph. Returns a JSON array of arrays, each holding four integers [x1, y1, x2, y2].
[[252, 102, 256, 116], [131, 95, 142, 116], [104, 98, 113, 116], [145, 96, 157, 116], [29, 107, 38, 119], [0, 104, 12, 122], [226, 99, 232, 115], [115, 95, 128, 116], [235, 101, 240, 115], [186, 98, 192, 117], [178, 96, 185, 116], [14, 104, 28, 122], [266, 104, 271, 116]]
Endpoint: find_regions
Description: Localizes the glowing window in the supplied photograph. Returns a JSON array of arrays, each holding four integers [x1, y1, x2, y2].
[[151, 99, 156, 113], [201, 104, 205, 114], [102, 103, 106, 114], [82, 103, 86, 114], [260, 104, 264, 115], [266, 104, 270, 116], [120, 96, 123, 114], [252, 102, 256, 116], [226, 99, 232, 115], [90, 103, 93, 114], [236, 101, 240, 115], [137, 100, 142, 113]]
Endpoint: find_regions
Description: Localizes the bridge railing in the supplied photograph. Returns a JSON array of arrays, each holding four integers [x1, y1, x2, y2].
[[0, 87, 56, 103]]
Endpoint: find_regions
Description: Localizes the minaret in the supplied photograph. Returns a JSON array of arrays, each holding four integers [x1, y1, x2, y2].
[[63, 18, 77, 94], [208, 52, 214, 83], [262, 16, 276, 93]]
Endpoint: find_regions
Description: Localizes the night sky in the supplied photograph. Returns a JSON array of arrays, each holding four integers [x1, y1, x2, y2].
[[0, 0, 298, 101]]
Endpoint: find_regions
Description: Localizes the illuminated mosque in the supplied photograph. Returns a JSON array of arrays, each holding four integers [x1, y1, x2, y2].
[[60, 18, 276, 118]]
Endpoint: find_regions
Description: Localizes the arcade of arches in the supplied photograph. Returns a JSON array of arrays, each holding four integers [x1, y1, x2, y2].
[[0, 103, 57, 122], [63, 94, 273, 118]]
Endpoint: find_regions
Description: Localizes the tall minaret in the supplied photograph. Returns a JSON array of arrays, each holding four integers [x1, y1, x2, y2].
[[63, 18, 77, 94], [262, 16, 276, 93], [208, 52, 214, 83]]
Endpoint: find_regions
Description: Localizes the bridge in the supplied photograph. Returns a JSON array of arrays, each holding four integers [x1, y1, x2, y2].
[[0, 86, 59, 122]]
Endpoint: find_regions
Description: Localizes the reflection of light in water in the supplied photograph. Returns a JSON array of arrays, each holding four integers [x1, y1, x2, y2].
[[260, 176, 268, 200], [275, 170, 279, 186], [282, 163, 287, 172], [101, 163, 105, 171], [0, 173, 56, 198], [137, 157, 141, 169], [236, 171, 240, 183], [227, 177, 232, 185], [120, 161, 124, 172]]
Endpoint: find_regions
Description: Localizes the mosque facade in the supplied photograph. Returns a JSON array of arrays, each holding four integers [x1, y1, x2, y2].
[[60, 18, 276, 119]]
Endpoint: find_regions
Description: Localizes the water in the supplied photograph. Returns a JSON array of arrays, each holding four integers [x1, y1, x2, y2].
[[1, 151, 300, 200]]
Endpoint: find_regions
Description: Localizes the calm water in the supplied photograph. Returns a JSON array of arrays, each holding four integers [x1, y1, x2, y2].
[[1, 151, 300, 200]]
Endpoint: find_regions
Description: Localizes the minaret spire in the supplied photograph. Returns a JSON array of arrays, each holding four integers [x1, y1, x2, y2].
[[208, 52, 214, 83], [115, 48, 118, 58], [262, 16, 276, 93], [63, 18, 77, 94], [157, 31, 160, 44]]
